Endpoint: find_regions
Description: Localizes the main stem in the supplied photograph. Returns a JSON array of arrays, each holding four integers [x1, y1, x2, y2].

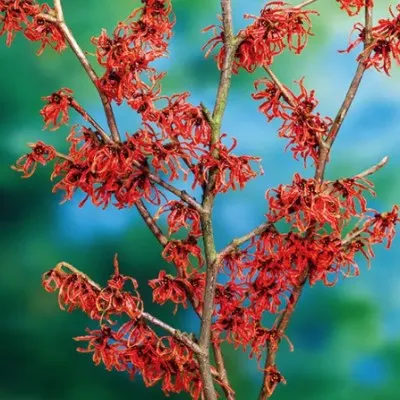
[[198, 1, 237, 399]]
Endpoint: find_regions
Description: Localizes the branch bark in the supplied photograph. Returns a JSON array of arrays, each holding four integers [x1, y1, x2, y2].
[[198, 1, 239, 399], [51, 0, 120, 142]]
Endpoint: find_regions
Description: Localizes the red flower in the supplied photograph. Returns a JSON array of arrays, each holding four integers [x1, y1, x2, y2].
[[203, 2, 317, 73], [252, 78, 285, 121], [75, 325, 124, 371], [341, 6, 400, 75], [13, 141, 56, 178], [253, 78, 332, 163], [367, 205, 399, 248], [162, 236, 203, 273], [24, 6, 66, 55], [263, 365, 287, 397], [155, 200, 202, 237], [148, 270, 188, 311], [213, 306, 257, 349], [40, 88, 73, 130], [0, 0, 40, 46], [192, 136, 263, 194], [336, 0, 370, 17], [42, 265, 103, 320]]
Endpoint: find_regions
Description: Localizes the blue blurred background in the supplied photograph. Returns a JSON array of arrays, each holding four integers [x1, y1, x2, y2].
[[0, 0, 399, 399]]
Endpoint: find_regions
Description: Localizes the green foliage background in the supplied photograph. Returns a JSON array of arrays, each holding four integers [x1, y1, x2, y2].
[[0, 1, 399, 399]]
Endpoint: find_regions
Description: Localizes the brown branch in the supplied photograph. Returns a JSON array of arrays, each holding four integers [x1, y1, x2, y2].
[[263, 66, 296, 106], [145, 169, 204, 213], [53, 261, 201, 353], [212, 338, 235, 400], [134, 198, 234, 395], [293, 0, 318, 9], [353, 156, 388, 179], [69, 100, 111, 143], [315, 2, 374, 183], [141, 311, 202, 354], [259, 4, 374, 399], [135, 199, 169, 247], [258, 273, 306, 400], [217, 222, 274, 261], [51, 0, 120, 142], [134, 201, 235, 396]]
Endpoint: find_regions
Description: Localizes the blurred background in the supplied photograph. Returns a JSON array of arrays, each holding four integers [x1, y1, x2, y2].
[[1, 0, 399, 399]]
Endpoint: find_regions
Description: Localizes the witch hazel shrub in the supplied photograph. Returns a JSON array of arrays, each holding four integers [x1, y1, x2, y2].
[[3, 0, 399, 399]]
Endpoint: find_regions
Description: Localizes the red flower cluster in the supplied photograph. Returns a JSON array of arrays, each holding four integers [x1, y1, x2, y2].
[[192, 136, 263, 193], [75, 324, 203, 399], [204, 1, 317, 73], [162, 236, 204, 273], [336, 0, 373, 17], [149, 270, 189, 310], [42, 257, 142, 321], [92, 0, 173, 105], [342, 5, 400, 75], [16, 100, 260, 208], [0, 1, 65, 52], [253, 78, 332, 163], [42, 259, 204, 399], [205, 174, 398, 354]]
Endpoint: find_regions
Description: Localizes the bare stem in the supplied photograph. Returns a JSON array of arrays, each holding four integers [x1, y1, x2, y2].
[[69, 100, 111, 143], [354, 156, 388, 179], [135, 200, 169, 247], [52, 0, 120, 142], [315, 2, 374, 182], [293, 0, 318, 9], [141, 312, 202, 354], [145, 169, 204, 213], [217, 223, 275, 261]]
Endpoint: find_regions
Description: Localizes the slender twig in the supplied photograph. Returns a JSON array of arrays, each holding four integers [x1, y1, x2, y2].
[[38, 12, 58, 24], [141, 312, 202, 354], [342, 224, 369, 246], [353, 156, 388, 179], [135, 200, 169, 247], [315, 2, 374, 182], [217, 222, 274, 261], [258, 275, 306, 400], [259, 3, 374, 399], [263, 66, 296, 106], [293, 0, 318, 9], [200, 102, 214, 126], [55, 151, 73, 162], [29, 146, 73, 163], [51, 0, 120, 142], [212, 338, 236, 400], [69, 100, 111, 143], [145, 169, 204, 213]]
